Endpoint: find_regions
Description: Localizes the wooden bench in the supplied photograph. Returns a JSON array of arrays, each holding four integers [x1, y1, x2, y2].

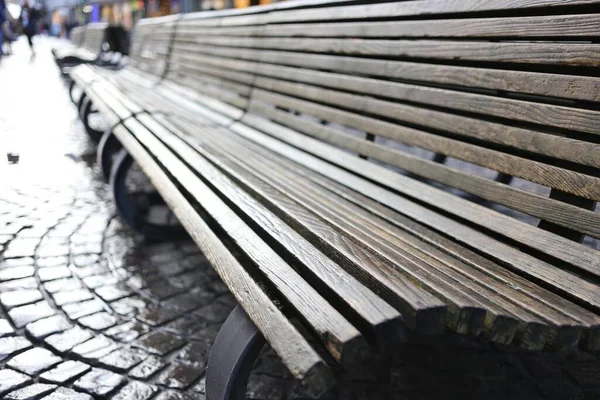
[[54, 22, 124, 75], [70, 1, 600, 398]]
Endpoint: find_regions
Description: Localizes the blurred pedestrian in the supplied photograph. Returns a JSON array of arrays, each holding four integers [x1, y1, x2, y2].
[[0, 0, 6, 58], [20, 1, 40, 54]]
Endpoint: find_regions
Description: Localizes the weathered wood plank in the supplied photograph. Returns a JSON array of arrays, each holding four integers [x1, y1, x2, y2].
[[254, 64, 600, 135], [264, 14, 600, 38], [233, 115, 600, 305], [170, 44, 600, 102], [122, 117, 367, 367], [110, 123, 333, 391], [175, 36, 600, 68], [139, 113, 407, 346], [250, 91, 600, 201], [268, 0, 600, 24]]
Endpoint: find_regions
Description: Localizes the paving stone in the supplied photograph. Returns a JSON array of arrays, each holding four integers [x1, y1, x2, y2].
[[25, 316, 73, 340], [70, 336, 116, 358], [73, 368, 126, 398], [128, 356, 168, 380], [143, 282, 186, 301], [190, 377, 206, 395], [0, 319, 16, 337], [0, 337, 32, 361], [36, 257, 69, 269], [37, 245, 70, 258], [9, 302, 56, 328], [3, 246, 36, 259], [52, 289, 93, 306], [72, 264, 109, 278], [0, 258, 35, 268], [157, 364, 204, 390], [154, 392, 196, 400], [40, 387, 93, 400], [105, 321, 150, 342], [81, 274, 118, 289], [136, 306, 182, 327], [175, 342, 210, 369], [39, 361, 91, 385], [95, 285, 133, 302], [4, 383, 57, 400], [163, 317, 205, 337], [246, 375, 286, 400], [166, 291, 214, 313], [78, 312, 118, 330], [71, 255, 101, 268], [189, 324, 220, 343], [43, 279, 82, 294], [7, 347, 62, 375], [45, 327, 93, 353], [0, 278, 38, 293], [62, 299, 104, 320], [0, 267, 35, 282], [111, 381, 157, 400], [38, 267, 72, 282], [0, 369, 32, 396], [98, 347, 147, 372], [135, 331, 186, 356], [0, 290, 44, 309], [195, 301, 233, 323]]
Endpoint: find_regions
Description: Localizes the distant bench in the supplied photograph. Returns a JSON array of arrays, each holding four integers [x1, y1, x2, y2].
[[70, 1, 600, 398], [53, 23, 127, 75]]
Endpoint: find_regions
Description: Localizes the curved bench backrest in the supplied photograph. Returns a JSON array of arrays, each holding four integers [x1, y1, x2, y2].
[[129, 15, 180, 78], [70, 26, 86, 47], [81, 22, 108, 54], [237, 0, 600, 279]]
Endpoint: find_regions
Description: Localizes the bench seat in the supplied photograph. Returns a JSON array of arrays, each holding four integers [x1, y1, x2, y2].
[[71, 0, 600, 397]]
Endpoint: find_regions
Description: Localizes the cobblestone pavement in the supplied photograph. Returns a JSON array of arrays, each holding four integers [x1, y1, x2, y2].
[[1, 37, 600, 400]]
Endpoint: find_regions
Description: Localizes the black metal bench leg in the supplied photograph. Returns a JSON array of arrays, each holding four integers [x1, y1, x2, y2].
[[69, 80, 80, 105], [207, 305, 266, 400], [80, 96, 105, 142], [98, 128, 122, 181], [110, 149, 187, 241]]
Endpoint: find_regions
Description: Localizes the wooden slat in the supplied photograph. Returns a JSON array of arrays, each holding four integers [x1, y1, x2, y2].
[[138, 114, 407, 346], [188, 125, 596, 349], [268, 0, 600, 24], [250, 90, 600, 201], [232, 115, 600, 306], [174, 36, 600, 68], [254, 63, 600, 136], [122, 117, 367, 367], [109, 123, 333, 392], [168, 45, 600, 102], [263, 14, 600, 38], [190, 119, 600, 351]]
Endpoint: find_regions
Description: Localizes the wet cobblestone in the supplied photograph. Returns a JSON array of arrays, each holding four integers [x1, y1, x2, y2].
[[1, 36, 600, 400]]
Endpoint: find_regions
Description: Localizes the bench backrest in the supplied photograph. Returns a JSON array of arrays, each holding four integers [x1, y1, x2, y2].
[[239, 0, 600, 281], [70, 26, 85, 47], [128, 15, 180, 78], [133, 0, 600, 302], [81, 22, 108, 54]]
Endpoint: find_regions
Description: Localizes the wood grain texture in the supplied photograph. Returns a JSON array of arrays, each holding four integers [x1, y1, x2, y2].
[[201, 119, 600, 350], [169, 44, 600, 102], [268, 0, 600, 24], [233, 115, 600, 304], [109, 123, 333, 390], [264, 14, 600, 38], [123, 117, 367, 367], [250, 91, 600, 201], [253, 64, 600, 136], [177, 36, 600, 68], [246, 99, 600, 240], [140, 114, 407, 346]]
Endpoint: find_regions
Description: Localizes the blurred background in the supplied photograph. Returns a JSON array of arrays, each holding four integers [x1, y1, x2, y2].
[[4, 0, 287, 39]]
